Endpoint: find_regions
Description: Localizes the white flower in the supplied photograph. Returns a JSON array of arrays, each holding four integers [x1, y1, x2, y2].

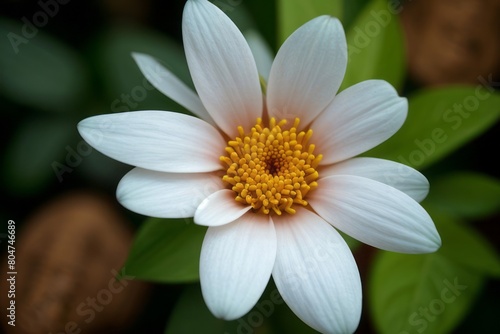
[[78, 0, 441, 333]]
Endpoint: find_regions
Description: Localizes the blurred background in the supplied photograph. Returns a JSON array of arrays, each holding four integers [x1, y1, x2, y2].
[[1, 0, 499, 333]]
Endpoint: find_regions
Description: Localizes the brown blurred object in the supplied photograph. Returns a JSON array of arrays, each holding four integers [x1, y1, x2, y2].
[[401, 0, 500, 86], [104, 0, 151, 22], [1, 192, 149, 334]]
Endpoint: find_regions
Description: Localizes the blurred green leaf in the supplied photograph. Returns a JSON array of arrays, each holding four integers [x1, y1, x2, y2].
[[424, 172, 500, 219], [79, 148, 130, 187], [220, 1, 256, 32], [341, 0, 405, 91], [367, 87, 500, 169], [125, 218, 206, 283], [0, 18, 89, 112], [340, 231, 361, 251], [269, 290, 318, 334], [277, 0, 343, 44], [95, 25, 192, 115], [244, 0, 277, 51], [370, 252, 483, 334], [452, 281, 500, 334], [165, 283, 280, 334], [342, 0, 372, 29], [3, 119, 75, 194], [430, 211, 500, 278], [164, 284, 238, 334], [370, 208, 499, 334]]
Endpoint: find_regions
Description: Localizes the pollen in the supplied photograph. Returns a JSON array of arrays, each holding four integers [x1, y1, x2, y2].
[[220, 118, 322, 215]]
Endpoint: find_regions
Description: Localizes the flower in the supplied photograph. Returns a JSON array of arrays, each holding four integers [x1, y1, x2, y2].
[[77, 0, 441, 333]]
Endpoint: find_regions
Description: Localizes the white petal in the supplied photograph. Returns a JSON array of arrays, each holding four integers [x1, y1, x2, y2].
[[200, 213, 276, 320], [194, 189, 251, 226], [132, 52, 215, 125], [183, 0, 262, 137], [244, 30, 274, 82], [311, 80, 407, 164], [77, 110, 225, 173], [117, 168, 224, 218], [267, 16, 347, 126], [272, 209, 361, 334], [309, 175, 441, 253], [321, 157, 429, 202]]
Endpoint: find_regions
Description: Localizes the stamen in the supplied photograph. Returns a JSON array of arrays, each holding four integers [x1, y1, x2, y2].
[[220, 118, 322, 215]]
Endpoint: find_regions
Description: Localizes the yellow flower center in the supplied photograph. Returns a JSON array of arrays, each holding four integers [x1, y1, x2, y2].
[[220, 118, 322, 215]]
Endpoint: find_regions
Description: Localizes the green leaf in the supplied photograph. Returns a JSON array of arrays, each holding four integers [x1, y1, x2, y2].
[[218, 1, 255, 32], [165, 284, 280, 334], [370, 252, 484, 334], [369, 209, 500, 334], [277, 0, 343, 44], [424, 172, 500, 219], [95, 25, 193, 115], [367, 87, 500, 169], [430, 211, 500, 278], [0, 18, 89, 112], [342, 0, 372, 29], [164, 284, 238, 334], [341, 0, 405, 91], [339, 230, 361, 251], [125, 218, 207, 283], [3, 119, 75, 194], [268, 288, 318, 334], [244, 0, 277, 51]]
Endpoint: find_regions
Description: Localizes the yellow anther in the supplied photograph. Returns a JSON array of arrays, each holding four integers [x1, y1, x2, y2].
[[221, 118, 322, 215]]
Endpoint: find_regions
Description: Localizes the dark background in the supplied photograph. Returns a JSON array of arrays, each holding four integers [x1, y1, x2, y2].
[[1, 0, 499, 333]]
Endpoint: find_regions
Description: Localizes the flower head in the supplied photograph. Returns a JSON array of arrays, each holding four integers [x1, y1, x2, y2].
[[78, 0, 441, 333]]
